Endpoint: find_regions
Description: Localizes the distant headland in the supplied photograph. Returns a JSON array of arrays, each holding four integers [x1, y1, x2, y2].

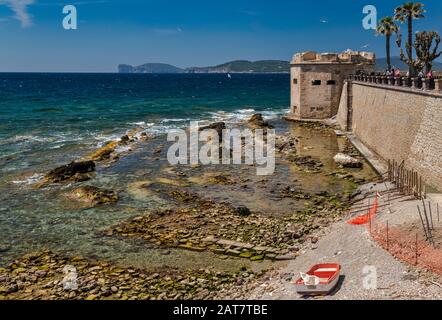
[[118, 60, 290, 74], [118, 57, 442, 74]]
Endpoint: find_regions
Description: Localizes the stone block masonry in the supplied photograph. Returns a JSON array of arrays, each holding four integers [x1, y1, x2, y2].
[[337, 81, 442, 190], [288, 50, 375, 120]]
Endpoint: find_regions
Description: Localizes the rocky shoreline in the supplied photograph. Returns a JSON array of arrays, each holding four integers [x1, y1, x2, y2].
[[105, 188, 350, 262], [1, 115, 379, 300], [0, 251, 260, 300]]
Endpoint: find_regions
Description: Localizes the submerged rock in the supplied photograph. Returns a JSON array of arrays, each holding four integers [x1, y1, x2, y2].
[[333, 153, 363, 168], [66, 186, 118, 206], [139, 132, 150, 141], [43, 161, 95, 184], [86, 141, 119, 161], [275, 135, 298, 154], [234, 206, 252, 217], [120, 135, 130, 144], [290, 155, 323, 171], [210, 175, 236, 185]]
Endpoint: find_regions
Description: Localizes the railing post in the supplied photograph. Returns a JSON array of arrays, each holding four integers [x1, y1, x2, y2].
[[422, 78, 430, 90], [434, 79, 442, 92], [411, 77, 418, 88], [388, 76, 395, 86], [402, 77, 409, 87], [395, 77, 402, 86]]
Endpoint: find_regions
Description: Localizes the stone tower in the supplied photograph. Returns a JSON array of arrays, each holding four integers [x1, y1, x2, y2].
[[288, 50, 375, 120]]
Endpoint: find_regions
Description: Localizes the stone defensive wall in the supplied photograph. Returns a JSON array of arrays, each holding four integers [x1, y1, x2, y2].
[[337, 75, 442, 190]]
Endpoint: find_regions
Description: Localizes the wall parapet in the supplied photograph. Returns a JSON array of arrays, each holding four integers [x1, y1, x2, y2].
[[350, 74, 442, 96], [338, 80, 442, 191]]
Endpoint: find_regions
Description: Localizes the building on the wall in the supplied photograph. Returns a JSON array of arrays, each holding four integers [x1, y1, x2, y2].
[[288, 50, 375, 120]]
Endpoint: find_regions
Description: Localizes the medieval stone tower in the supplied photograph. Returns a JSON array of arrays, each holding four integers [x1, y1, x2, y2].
[[289, 50, 375, 120]]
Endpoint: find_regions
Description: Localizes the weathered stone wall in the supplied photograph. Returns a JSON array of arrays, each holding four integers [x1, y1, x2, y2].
[[297, 64, 336, 119], [337, 81, 349, 130], [290, 66, 302, 118], [342, 82, 442, 190], [290, 63, 373, 120]]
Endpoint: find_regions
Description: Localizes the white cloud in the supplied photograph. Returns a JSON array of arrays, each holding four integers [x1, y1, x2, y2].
[[0, 0, 34, 28]]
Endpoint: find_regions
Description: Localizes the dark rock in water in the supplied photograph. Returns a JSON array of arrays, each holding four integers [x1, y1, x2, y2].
[[120, 135, 130, 144], [199, 122, 226, 143], [275, 135, 298, 153], [247, 114, 274, 129], [44, 161, 96, 183], [0, 245, 11, 253], [211, 175, 236, 185], [235, 206, 252, 217], [66, 185, 118, 206], [87, 141, 119, 161], [139, 132, 150, 141], [289, 155, 323, 171], [168, 190, 199, 202]]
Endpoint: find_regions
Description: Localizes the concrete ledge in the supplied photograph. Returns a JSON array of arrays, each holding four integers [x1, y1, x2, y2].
[[283, 116, 324, 123], [283, 114, 333, 123], [345, 133, 388, 176]]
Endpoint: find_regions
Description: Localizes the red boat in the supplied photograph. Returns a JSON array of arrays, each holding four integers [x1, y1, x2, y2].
[[294, 264, 341, 296]]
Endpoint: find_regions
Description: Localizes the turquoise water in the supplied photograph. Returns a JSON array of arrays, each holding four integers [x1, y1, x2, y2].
[[0, 73, 289, 177], [0, 73, 289, 269]]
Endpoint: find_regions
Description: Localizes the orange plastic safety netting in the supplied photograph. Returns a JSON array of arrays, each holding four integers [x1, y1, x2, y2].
[[346, 193, 442, 275], [347, 195, 379, 225], [370, 219, 442, 276]]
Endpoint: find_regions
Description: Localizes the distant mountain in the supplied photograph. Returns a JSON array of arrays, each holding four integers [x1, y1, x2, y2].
[[118, 63, 184, 74], [118, 60, 290, 74], [186, 60, 290, 73], [376, 57, 442, 71]]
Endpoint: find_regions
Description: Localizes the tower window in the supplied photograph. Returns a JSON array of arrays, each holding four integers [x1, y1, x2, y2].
[[312, 80, 321, 86], [293, 78, 298, 84], [327, 80, 336, 85]]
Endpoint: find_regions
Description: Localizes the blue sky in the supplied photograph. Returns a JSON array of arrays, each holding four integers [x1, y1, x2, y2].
[[0, 0, 441, 72]]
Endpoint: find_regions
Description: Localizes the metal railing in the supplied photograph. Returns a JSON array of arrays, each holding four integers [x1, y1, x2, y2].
[[349, 74, 442, 92]]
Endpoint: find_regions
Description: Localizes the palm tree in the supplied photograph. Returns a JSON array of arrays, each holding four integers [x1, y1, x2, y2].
[[394, 2, 425, 76], [376, 17, 399, 71]]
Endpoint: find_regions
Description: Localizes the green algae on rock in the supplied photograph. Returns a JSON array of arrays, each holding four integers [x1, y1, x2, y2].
[[0, 251, 258, 300]]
